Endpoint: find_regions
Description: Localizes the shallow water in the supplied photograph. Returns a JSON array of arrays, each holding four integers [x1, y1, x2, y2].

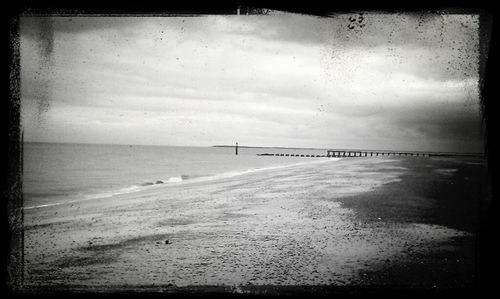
[[23, 142, 329, 208]]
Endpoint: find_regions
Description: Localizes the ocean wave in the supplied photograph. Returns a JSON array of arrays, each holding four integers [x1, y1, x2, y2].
[[24, 158, 339, 210], [81, 176, 192, 200], [139, 176, 187, 186], [23, 175, 191, 210]]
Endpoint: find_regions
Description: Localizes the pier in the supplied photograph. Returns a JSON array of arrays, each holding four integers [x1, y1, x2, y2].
[[325, 150, 431, 158], [256, 150, 483, 158]]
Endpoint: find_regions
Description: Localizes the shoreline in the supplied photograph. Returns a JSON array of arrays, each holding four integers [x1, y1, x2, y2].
[[23, 157, 340, 210]]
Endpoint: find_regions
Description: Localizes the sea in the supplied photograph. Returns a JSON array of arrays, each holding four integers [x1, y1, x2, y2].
[[22, 142, 329, 209]]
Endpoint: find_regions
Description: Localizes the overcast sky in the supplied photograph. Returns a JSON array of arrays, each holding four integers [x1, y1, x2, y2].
[[20, 12, 484, 152]]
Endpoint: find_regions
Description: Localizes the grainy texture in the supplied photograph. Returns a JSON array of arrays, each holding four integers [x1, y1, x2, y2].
[[21, 156, 485, 292]]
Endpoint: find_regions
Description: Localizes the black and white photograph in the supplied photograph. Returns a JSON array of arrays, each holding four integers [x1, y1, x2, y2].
[[3, 4, 496, 296]]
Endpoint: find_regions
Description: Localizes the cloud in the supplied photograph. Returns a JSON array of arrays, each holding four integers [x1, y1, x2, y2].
[[19, 13, 484, 152]]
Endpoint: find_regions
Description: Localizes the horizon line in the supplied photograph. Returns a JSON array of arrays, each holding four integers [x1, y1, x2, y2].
[[23, 141, 486, 155]]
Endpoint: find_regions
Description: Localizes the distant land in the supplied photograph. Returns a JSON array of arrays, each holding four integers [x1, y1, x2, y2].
[[212, 145, 327, 150]]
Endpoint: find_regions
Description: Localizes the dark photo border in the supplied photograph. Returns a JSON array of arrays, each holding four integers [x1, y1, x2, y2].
[[2, 1, 497, 297]]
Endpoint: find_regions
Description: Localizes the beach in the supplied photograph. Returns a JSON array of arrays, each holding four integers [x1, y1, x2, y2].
[[22, 155, 487, 293]]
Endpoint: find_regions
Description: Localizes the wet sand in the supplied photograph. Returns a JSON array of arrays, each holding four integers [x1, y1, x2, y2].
[[338, 156, 487, 291], [21, 156, 487, 294]]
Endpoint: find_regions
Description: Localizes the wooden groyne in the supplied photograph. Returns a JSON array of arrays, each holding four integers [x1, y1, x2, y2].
[[257, 153, 328, 157]]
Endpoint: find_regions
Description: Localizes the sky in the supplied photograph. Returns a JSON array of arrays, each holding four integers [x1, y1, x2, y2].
[[19, 12, 484, 152]]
